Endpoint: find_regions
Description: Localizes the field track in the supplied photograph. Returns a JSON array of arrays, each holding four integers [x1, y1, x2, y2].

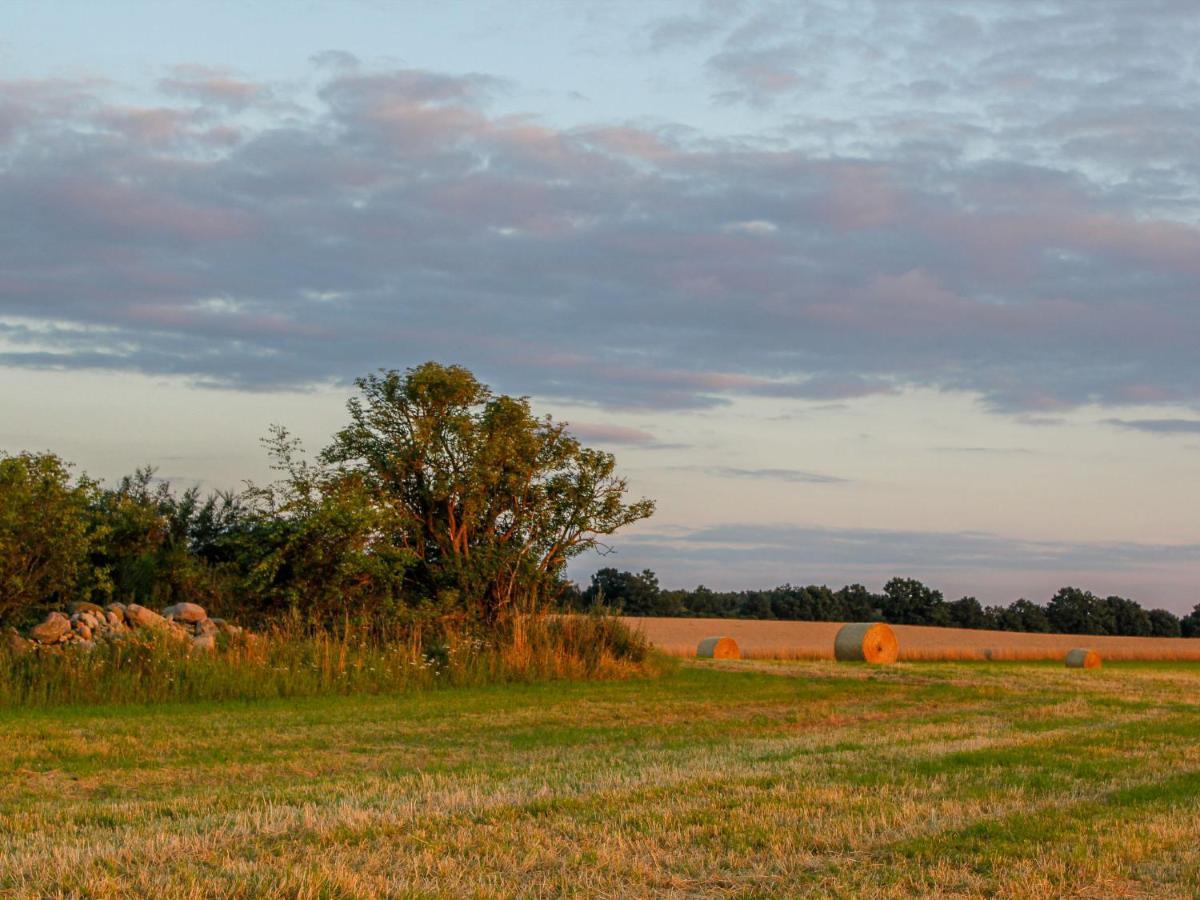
[[624, 616, 1200, 661]]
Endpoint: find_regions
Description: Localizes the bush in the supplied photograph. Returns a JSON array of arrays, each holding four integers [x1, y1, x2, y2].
[[0, 452, 107, 626], [0, 612, 658, 708]]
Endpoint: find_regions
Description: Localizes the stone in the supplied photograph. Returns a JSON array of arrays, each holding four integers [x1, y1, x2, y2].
[[211, 618, 242, 636], [191, 633, 216, 652], [104, 610, 126, 630], [30, 612, 71, 644], [195, 618, 218, 637], [74, 623, 93, 641], [68, 601, 105, 616], [161, 602, 207, 623], [125, 604, 167, 629]]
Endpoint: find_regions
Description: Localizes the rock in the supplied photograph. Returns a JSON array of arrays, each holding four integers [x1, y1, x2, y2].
[[68, 601, 105, 616], [190, 633, 216, 652], [161, 602, 207, 623], [211, 618, 242, 636], [125, 604, 167, 630], [30, 612, 71, 644], [74, 623, 93, 641], [5, 628, 33, 655], [194, 618, 218, 637], [104, 610, 126, 630]]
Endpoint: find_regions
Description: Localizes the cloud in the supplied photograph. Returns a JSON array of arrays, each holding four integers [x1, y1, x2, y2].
[[703, 466, 849, 484], [571, 519, 1200, 608], [158, 65, 271, 111], [566, 422, 660, 445], [1105, 418, 1200, 435], [2, 16, 1200, 416], [616, 521, 1200, 573]]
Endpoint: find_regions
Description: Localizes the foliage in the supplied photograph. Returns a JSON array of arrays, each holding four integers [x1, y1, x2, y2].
[[90, 466, 244, 613], [233, 428, 416, 630], [320, 363, 654, 623], [0, 452, 107, 626], [0, 363, 652, 640]]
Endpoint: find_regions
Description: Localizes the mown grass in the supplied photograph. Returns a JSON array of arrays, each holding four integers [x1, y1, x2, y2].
[[3, 660, 1200, 896]]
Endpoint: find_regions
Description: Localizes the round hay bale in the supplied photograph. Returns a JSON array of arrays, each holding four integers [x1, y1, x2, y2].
[[696, 636, 740, 659], [834, 622, 899, 664], [1065, 648, 1101, 669]]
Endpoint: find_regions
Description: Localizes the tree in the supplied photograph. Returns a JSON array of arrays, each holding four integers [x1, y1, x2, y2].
[[91, 466, 244, 611], [1046, 587, 1113, 635], [236, 428, 415, 628], [986, 598, 1051, 633], [583, 568, 668, 615], [880, 577, 948, 626], [320, 363, 654, 622], [1105, 594, 1151, 637], [835, 584, 882, 620], [948, 596, 987, 629], [1147, 608, 1182, 638], [0, 451, 107, 625], [1182, 604, 1200, 638]]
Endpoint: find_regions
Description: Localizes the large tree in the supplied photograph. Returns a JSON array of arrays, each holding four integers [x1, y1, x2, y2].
[[321, 363, 654, 621]]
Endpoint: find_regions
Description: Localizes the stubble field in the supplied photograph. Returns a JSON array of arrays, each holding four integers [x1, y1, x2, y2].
[[3, 659, 1200, 896], [625, 616, 1200, 661]]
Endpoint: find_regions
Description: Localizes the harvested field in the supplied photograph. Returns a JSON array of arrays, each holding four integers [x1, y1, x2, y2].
[[625, 616, 1200, 662], [5, 662, 1200, 895]]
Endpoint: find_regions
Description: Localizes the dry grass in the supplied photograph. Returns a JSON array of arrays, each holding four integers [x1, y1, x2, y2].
[[627, 617, 1200, 662]]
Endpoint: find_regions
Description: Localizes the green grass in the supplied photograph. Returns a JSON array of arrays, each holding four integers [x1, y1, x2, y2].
[[3, 660, 1200, 896]]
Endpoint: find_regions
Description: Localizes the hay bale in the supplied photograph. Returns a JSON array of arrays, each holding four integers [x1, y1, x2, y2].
[[696, 636, 740, 659], [1065, 648, 1101, 669], [834, 622, 899, 663]]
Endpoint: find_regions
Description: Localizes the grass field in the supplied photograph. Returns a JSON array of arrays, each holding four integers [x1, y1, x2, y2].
[[627, 616, 1200, 661], [4, 659, 1200, 896]]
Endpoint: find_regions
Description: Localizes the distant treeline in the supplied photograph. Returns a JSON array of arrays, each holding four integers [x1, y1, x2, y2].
[[569, 568, 1200, 638]]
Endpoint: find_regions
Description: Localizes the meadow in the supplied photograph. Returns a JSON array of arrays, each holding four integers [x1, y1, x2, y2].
[[4, 659, 1200, 896], [628, 616, 1200, 661]]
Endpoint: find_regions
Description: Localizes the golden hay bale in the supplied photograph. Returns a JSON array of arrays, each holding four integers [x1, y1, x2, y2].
[[696, 636, 740, 659], [834, 622, 899, 663], [1065, 648, 1101, 669]]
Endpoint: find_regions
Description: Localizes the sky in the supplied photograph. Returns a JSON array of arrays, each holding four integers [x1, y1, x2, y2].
[[2, 0, 1199, 610]]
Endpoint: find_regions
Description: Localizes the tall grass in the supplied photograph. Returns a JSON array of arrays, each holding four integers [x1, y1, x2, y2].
[[0, 613, 659, 708]]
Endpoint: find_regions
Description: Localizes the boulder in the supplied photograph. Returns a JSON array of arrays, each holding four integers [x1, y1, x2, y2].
[[211, 618, 242, 636], [125, 604, 167, 630], [68, 601, 105, 616], [30, 612, 71, 644], [162, 602, 207, 623], [194, 618, 218, 637], [104, 610, 126, 630], [74, 623, 93, 641], [191, 633, 216, 652]]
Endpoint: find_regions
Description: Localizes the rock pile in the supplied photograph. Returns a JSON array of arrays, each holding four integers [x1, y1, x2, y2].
[[6, 602, 242, 654]]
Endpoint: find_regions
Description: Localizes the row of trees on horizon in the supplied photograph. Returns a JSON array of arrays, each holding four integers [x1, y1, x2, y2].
[[572, 568, 1200, 638]]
